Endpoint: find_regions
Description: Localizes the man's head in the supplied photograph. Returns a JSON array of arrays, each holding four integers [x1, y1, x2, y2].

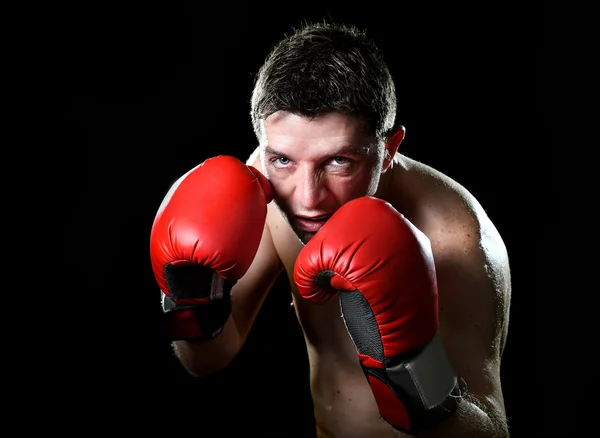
[[251, 21, 397, 145], [250, 22, 404, 242]]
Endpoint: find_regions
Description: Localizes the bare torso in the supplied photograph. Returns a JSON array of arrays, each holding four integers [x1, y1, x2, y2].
[[264, 153, 501, 437]]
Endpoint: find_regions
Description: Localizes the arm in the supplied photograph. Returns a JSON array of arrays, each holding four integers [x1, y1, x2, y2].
[[295, 196, 511, 435], [152, 153, 283, 377], [295, 197, 463, 434], [420, 216, 512, 437]]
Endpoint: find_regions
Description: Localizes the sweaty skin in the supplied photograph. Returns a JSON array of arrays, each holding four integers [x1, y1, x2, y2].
[[245, 112, 511, 437], [175, 112, 511, 437]]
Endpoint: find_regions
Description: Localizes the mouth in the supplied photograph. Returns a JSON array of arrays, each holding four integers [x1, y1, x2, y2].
[[295, 215, 330, 233]]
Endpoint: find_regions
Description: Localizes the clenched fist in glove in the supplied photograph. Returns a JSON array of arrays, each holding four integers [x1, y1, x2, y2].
[[294, 196, 461, 434], [150, 155, 273, 341]]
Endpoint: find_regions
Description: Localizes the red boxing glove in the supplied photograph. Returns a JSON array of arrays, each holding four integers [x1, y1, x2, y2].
[[150, 155, 273, 341], [294, 196, 461, 434]]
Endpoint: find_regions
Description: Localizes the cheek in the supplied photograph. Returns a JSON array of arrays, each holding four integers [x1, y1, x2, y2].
[[267, 176, 290, 199], [365, 172, 382, 196], [331, 174, 378, 201], [363, 162, 384, 196], [352, 164, 382, 190], [267, 180, 293, 211]]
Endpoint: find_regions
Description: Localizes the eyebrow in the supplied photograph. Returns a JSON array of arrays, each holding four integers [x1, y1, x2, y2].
[[264, 144, 372, 157]]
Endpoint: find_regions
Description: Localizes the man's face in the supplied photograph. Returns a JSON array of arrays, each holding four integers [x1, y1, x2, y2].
[[260, 111, 385, 244]]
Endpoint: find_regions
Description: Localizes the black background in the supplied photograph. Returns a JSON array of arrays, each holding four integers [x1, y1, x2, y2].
[[50, 2, 542, 436]]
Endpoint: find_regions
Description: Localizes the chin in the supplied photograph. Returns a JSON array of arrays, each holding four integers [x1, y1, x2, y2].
[[292, 228, 316, 245], [299, 232, 316, 245]]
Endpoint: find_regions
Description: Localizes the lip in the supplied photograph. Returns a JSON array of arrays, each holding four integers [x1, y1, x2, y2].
[[295, 215, 330, 232]]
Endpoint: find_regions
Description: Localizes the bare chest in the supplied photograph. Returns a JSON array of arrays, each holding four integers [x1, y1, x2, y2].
[[287, 274, 405, 437], [268, 214, 404, 437]]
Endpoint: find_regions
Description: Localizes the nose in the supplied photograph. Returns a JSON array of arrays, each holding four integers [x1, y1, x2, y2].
[[294, 165, 327, 210]]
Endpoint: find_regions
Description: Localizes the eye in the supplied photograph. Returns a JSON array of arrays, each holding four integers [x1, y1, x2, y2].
[[331, 156, 351, 166], [269, 155, 293, 169]]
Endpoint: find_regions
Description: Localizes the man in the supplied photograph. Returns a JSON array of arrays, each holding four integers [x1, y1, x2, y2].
[[150, 22, 511, 437]]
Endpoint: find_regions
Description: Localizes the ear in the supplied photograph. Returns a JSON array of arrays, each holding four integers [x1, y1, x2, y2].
[[383, 125, 405, 170]]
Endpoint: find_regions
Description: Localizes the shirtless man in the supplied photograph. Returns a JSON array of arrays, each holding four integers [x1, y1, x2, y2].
[[150, 22, 511, 437]]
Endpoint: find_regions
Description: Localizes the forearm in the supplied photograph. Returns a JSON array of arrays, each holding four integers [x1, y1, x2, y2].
[[419, 394, 509, 438], [172, 315, 242, 377], [170, 266, 281, 377]]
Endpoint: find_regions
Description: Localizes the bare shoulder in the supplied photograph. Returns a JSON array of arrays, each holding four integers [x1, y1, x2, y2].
[[389, 154, 512, 422], [389, 154, 511, 295]]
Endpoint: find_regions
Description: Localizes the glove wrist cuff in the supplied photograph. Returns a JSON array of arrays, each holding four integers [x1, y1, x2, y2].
[[365, 332, 462, 434], [386, 333, 460, 412], [161, 292, 231, 341]]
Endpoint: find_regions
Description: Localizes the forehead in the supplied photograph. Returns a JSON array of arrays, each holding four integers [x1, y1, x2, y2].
[[262, 111, 374, 153]]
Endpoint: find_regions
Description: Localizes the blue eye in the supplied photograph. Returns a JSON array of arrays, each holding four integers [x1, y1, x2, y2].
[[330, 157, 353, 167]]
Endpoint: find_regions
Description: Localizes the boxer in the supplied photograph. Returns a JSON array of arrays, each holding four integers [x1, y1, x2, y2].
[[150, 22, 511, 437]]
